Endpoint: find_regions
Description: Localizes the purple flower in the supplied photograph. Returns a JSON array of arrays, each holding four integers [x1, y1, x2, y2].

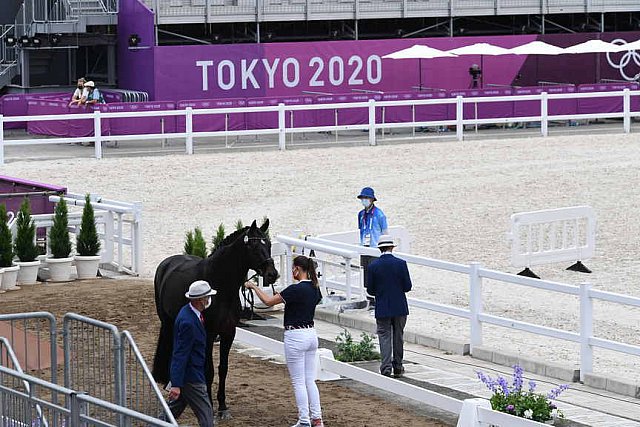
[[528, 380, 537, 393], [506, 404, 515, 412], [512, 365, 524, 392], [547, 384, 570, 400], [477, 371, 499, 393], [497, 377, 510, 396]]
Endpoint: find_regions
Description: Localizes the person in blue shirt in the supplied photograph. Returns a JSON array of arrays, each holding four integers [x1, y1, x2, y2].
[[357, 186, 388, 309], [357, 187, 388, 248], [366, 235, 412, 378], [165, 280, 216, 427], [245, 255, 324, 427]]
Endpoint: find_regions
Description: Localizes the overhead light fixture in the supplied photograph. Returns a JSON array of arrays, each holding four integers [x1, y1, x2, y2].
[[18, 35, 30, 46], [5, 35, 16, 47], [128, 34, 140, 47], [30, 37, 41, 47], [49, 33, 63, 46]]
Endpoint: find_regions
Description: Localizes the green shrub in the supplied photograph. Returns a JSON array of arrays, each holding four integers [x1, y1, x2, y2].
[[76, 194, 101, 256], [184, 227, 207, 258], [235, 219, 244, 231], [49, 198, 72, 259], [335, 329, 380, 363], [14, 199, 39, 262], [0, 204, 14, 267], [211, 223, 225, 255]]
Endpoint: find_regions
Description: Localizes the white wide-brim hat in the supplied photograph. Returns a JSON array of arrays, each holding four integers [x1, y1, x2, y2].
[[377, 235, 396, 249], [185, 280, 217, 299], [84, 81, 95, 87]]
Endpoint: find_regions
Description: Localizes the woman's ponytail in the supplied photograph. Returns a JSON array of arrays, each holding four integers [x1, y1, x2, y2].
[[293, 255, 319, 288]]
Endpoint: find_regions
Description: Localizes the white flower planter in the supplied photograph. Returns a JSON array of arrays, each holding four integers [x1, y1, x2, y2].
[[47, 257, 74, 282], [1, 265, 20, 291], [74, 255, 101, 280], [15, 260, 41, 285], [0, 269, 5, 293]]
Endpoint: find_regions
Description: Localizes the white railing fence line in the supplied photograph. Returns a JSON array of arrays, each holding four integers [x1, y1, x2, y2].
[[6, 193, 142, 275], [1, 89, 640, 163], [234, 326, 548, 427], [280, 235, 640, 382]]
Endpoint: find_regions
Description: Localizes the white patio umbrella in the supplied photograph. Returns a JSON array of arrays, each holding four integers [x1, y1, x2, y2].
[[447, 42, 511, 56], [446, 43, 511, 88], [609, 38, 640, 51], [507, 41, 565, 55], [563, 39, 628, 54], [382, 44, 457, 90], [382, 44, 457, 60]]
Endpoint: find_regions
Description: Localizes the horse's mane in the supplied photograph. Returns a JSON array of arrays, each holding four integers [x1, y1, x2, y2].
[[209, 226, 249, 257]]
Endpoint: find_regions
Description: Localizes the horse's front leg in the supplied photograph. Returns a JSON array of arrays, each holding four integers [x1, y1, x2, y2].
[[205, 334, 216, 406], [216, 329, 236, 420]]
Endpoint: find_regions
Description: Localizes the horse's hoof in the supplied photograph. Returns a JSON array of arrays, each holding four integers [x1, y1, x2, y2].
[[217, 410, 232, 420]]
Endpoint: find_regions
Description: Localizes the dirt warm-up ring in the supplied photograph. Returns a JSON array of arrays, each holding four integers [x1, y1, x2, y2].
[[0, 279, 447, 427]]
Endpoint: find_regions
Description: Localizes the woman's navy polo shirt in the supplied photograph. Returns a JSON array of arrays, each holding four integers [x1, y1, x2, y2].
[[279, 280, 322, 328]]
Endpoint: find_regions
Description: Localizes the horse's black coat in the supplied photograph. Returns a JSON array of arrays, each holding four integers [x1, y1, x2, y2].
[[152, 219, 279, 417]]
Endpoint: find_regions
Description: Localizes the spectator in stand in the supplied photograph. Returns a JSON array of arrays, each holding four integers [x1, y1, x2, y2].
[[68, 78, 87, 106], [81, 81, 105, 105]]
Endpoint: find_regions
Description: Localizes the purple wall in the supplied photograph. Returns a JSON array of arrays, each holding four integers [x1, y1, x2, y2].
[[0, 176, 66, 219], [117, 0, 156, 99]]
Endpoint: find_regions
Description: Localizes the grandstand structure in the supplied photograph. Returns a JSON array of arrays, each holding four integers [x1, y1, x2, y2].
[[0, 0, 639, 94]]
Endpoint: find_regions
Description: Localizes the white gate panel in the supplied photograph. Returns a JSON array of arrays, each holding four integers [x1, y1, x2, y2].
[[509, 206, 596, 268]]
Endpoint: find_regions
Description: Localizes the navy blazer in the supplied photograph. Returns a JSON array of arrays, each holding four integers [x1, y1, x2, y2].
[[170, 304, 207, 388], [366, 253, 412, 319]]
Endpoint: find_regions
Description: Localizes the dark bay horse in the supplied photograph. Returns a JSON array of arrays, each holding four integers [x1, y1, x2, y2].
[[152, 219, 279, 419]]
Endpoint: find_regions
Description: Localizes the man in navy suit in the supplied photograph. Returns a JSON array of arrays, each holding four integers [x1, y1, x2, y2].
[[366, 235, 412, 378], [166, 280, 217, 426]]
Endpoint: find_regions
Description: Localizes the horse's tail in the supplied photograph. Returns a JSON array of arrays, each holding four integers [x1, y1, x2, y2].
[[152, 317, 173, 385]]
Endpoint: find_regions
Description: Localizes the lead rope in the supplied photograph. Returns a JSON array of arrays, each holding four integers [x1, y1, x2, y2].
[[241, 273, 258, 318]]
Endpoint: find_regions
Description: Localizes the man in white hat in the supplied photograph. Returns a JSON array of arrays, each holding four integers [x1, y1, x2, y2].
[[81, 81, 105, 105], [165, 280, 217, 426], [365, 235, 412, 378]]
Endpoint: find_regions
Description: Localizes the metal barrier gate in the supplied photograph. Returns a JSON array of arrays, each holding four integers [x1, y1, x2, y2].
[[0, 312, 176, 426]]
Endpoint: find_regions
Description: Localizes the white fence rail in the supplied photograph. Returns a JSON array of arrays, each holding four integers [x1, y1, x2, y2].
[[8, 192, 142, 275], [284, 235, 640, 382], [235, 326, 547, 427], [1, 89, 640, 163]]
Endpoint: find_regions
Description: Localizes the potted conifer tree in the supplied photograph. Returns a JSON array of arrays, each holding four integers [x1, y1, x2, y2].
[[75, 194, 101, 279], [47, 198, 73, 282], [14, 198, 41, 285], [0, 204, 20, 291]]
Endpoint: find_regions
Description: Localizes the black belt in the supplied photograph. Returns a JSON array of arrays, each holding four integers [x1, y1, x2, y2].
[[285, 324, 314, 331]]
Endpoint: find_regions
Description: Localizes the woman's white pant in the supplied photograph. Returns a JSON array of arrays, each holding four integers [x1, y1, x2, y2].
[[284, 328, 322, 424]]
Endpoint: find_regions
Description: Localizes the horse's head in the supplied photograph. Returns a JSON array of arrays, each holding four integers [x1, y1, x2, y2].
[[244, 219, 279, 285]]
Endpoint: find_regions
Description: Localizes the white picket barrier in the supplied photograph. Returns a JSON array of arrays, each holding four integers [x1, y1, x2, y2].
[[508, 206, 596, 270]]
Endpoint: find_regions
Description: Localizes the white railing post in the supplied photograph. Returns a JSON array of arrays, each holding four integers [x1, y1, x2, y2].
[[345, 256, 352, 301], [368, 99, 376, 146], [185, 107, 194, 155], [0, 114, 5, 165], [540, 92, 549, 137], [623, 88, 631, 134], [93, 110, 103, 159], [469, 261, 483, 352], [278, 103, 286, 150], [284, 245, 293, 287], [455, 96, 464, 142], [132, 202, 143, 275], [579, 282, 593, 382]]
